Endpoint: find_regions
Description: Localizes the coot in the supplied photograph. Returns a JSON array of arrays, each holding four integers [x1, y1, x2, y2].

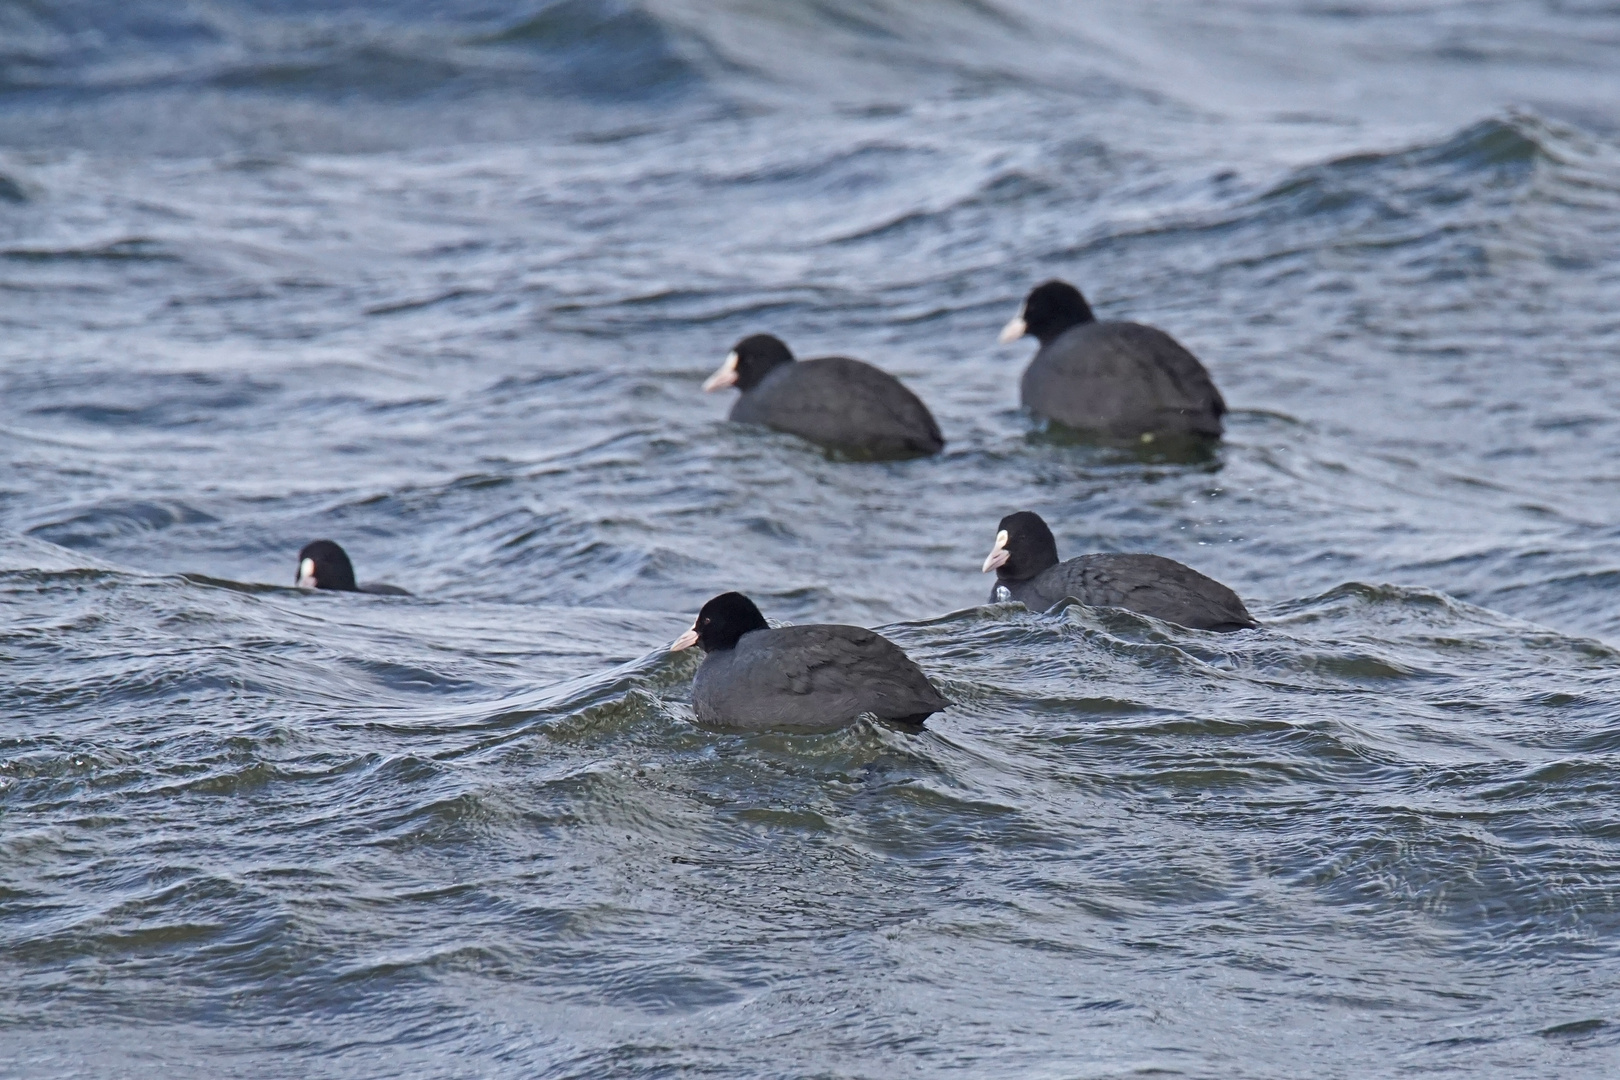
[[295, 540, 410, 596], [999, 280, 1225, 440], [669, 591, 949, 731], [982, 512, 1255, 631], [703, 334, 944, 459]]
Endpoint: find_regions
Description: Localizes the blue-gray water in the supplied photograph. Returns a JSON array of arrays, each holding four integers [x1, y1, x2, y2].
[[4, 2, 1620, 1076]]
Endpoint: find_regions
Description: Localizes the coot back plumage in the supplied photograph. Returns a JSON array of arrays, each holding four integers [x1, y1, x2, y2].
[[670, 592, 949, 731]]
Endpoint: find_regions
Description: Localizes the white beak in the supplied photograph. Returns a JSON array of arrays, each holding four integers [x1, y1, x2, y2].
[[670, 626, 700, 651], [998, 314, 1028, 344], [981, 529, 1010, 573], [297, 558, 318, 589], [701, 351, 740, 392]]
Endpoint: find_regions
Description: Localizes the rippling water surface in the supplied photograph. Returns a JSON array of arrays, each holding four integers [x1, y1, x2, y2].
[[4, 2, 1620, 1076]]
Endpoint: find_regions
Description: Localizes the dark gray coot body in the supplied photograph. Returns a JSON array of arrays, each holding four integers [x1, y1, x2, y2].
[[993, 553, 1255, 632], [673, 593, 949, 732], [1004, 281, 1225, 440], [695, 624, 948, 731], [985, 511, 1255, 632], [1023, 322, 1225, 439], [709, 335, 943, 458]]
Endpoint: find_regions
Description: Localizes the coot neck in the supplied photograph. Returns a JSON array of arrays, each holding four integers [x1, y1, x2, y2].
[[997, 554, 1056, 584], [1032, 309, 1095, 347]]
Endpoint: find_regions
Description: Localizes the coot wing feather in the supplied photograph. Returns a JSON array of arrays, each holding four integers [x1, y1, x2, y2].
[[1111, 323, 1226, 419], [1028, 554, 1255, 631], [693, 624, 948, 730], [731, 357, 943, 456], [1022, 322, 1223, 437]]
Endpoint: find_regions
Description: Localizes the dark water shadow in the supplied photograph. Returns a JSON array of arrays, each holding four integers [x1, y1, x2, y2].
[[1023, 420, 1223, 468]]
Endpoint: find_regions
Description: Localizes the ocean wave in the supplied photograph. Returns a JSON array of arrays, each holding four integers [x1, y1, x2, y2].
[[0, 532, 121, 573], [1014, 110, 1620, 294], [0, 167, 28, 201], [1255, 115, 1557, 221], [1, 237, 178, 262], [0, 0, 1146, 120], [473, 0, 702, 99], [0, 0, 708, 103], [25, 500, 219, 549]]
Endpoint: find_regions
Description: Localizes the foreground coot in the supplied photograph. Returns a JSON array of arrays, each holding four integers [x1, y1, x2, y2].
[[295, 540, 410, 596], [702, 334, 944, 459], [982, 512, 1256, 631], [669, 591, 949, 731], [999, 280, 1226, 441]]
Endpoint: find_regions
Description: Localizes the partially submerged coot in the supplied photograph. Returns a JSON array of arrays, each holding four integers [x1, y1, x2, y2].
[[295, 540, 410, 596]]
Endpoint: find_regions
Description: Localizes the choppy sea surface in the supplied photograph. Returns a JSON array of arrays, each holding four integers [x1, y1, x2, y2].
[[4, 2, 1620, 1076]]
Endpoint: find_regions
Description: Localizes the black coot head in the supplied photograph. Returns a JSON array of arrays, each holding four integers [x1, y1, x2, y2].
[[981, 511, 1061, 581], [671, 591, 770, 653], [702, 334, 795, 394], [999, 280, 1096, 346], [296, 540, 358, 591]]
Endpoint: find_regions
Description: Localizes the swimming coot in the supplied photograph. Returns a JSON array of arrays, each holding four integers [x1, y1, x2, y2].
[[999, 280, 1226, 440], [669, 591, 950, 731], [295, 540, 410, 596], [982, 512, 1255, 631], [703, 334, 944, 459]]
